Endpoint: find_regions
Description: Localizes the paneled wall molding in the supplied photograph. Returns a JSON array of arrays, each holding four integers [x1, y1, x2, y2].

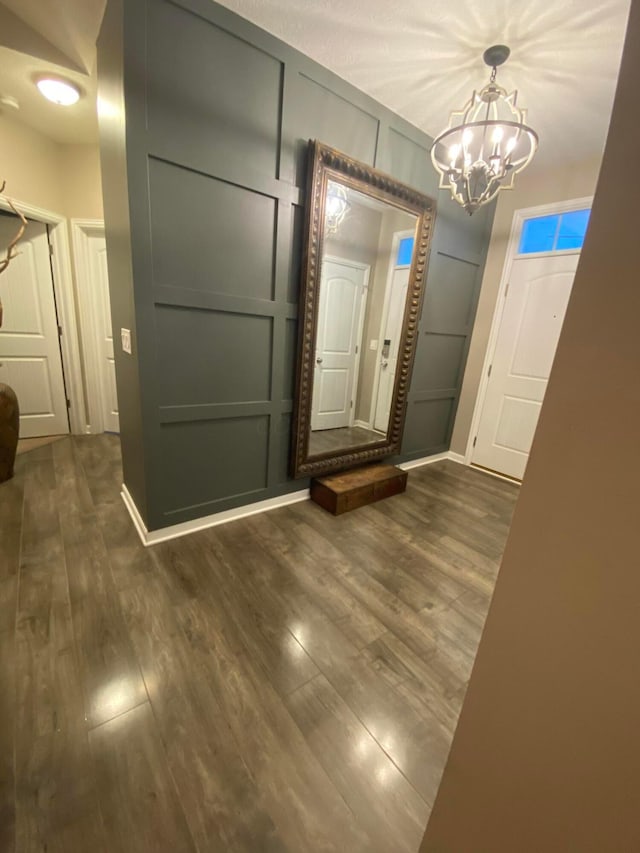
[[152, 287, 298, 318], [147, 149, 303, 206], [98, 0, 495, 531]]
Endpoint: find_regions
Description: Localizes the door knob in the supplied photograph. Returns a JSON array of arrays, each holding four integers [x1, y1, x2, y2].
[[316, 357, 323, 364]]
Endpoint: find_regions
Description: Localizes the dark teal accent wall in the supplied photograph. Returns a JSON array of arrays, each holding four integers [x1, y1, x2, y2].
[[98, 0, 494, 531]]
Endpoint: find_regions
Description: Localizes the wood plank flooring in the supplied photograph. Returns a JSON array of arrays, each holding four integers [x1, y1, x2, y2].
[[0, 435, 519, 853]]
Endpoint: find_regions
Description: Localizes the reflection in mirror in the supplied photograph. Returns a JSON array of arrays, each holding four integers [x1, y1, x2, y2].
[[309, 182, 418, 457], [291, 141, 436, 479]]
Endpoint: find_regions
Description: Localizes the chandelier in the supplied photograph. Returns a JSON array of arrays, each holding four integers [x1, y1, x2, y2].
[[325, 180, 350, 234], [431, 45, 538, 215]]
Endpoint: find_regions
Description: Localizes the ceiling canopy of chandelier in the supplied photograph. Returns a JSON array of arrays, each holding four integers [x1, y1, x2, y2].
[[431, 45, 538, 215]]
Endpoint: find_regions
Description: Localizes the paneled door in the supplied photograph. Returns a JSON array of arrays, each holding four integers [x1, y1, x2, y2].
[[0, 215, 69, 438], [374, 266, 409, 432], [472, 252, 579, 479], [311, 259, 367, 431], [87, 232, 119, 432]]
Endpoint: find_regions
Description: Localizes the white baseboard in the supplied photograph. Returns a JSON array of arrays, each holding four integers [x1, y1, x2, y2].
[[353, 419, 372, 430], [397, 451, 450, 470], [121, 484, 310, 547], [121, 450, 467, 546], [447, 451, 466, 465], [398, 450, 466, 470]]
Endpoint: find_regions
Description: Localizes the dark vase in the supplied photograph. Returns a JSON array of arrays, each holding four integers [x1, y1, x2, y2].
[[0, 382, 19, 483]]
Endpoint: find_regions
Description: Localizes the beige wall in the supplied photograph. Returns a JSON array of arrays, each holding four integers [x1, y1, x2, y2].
[[0, 113, 103, 219], [421, 1, 639, 849], [450, 152, 603, 456], [58, 143, 104, 220]]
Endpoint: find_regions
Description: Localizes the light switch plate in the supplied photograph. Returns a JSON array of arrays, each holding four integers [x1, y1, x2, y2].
[[369, 339, 378, 351], [121, 328, 132, 354]]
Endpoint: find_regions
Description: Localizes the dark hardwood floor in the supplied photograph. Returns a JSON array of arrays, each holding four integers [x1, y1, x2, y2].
[[0, 435, 519, 853]]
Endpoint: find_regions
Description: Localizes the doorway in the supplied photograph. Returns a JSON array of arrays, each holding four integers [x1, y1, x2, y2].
[[0, 214, 70, 438], [469, 200, 591, 480], [72, 220, 119, 434]]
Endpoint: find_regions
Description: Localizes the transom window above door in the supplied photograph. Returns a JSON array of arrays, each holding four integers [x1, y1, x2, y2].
[[396, 236, 415, 267], [518, 208, 591, 255]]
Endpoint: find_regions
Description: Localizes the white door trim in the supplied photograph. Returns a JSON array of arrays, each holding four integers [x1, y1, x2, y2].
[[463, 195, 593, 465], [369, 228, 414, 429], [0, 196, 87, 434], [70, 218, 108, 433]]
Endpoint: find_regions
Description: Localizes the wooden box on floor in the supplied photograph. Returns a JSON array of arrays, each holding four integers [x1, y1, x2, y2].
[[310, 464, 407, 515]]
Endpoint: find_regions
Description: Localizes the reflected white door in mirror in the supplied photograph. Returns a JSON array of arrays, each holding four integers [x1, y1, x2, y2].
[[311, 258, 368, 433]]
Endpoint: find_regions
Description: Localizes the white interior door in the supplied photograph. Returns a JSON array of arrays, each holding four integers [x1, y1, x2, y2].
[[0, 216, 69, 438], [311, 259, 366, 431], [374, 266, 409, 432], [87, 233, 119, 433], [473, 253, 579, 479]]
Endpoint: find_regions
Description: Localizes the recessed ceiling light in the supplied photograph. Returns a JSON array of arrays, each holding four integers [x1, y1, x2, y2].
[[36, 78, 81, 106]]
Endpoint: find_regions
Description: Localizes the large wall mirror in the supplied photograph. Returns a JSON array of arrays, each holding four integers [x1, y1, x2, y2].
[[292, 141, 436, 478]]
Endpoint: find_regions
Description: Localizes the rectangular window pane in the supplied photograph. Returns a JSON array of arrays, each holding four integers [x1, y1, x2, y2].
[[555, 209, 590, 250], [518, 214, 559, 254], [397, 236, 414, 266]]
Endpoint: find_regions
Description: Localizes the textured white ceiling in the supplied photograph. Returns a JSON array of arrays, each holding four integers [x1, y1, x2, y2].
[[0, 46, 98, 144], [0, 0, 631, 160], [0, 0, 106, 74], [0, 0, 104, 144], [216, 0, 631, 170]]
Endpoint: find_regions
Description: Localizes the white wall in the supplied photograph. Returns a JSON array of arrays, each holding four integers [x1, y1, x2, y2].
[[450, 154, 603, 456]]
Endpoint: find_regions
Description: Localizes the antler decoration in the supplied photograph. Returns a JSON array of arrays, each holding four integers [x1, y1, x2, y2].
[[0, 180, 28, 328]]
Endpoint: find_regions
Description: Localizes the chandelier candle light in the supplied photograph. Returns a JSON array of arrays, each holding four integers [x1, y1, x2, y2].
[[431, 45, 538, 214]]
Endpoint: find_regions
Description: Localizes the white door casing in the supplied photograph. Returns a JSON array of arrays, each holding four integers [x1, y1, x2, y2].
[[374, 266, 410, 432], [311, 258, 368, 432], [472, 252, 579, 479], [0, 217, 70, 438], [71, 220, 119, 433], [0, 197, 86, 435]]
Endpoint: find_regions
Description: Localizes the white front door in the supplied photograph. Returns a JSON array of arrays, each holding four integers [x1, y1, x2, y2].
[[87, 232, 119, 432], [472, 252, 579, 479], [311, 259, 367, 431], [0, 217, 69, 438], [374, 266, 409, 432]]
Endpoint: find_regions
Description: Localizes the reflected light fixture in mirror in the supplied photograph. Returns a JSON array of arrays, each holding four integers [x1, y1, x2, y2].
[[431, 45, 538, 214], [325, 180, 350, 234], [291, 141, 436, 480]]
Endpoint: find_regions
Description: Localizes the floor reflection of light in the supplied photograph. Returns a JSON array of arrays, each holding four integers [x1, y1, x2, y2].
[[375, 761, 393, 788], [284, 632, 306, 659], [355, 733, 372, 760], [92, 677, 138, 721], [379, 731, 396, 753], [289, 621, 307, 647]]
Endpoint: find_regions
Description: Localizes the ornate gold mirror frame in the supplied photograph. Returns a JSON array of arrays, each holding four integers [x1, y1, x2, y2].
[[291, 140, 436, 479]]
